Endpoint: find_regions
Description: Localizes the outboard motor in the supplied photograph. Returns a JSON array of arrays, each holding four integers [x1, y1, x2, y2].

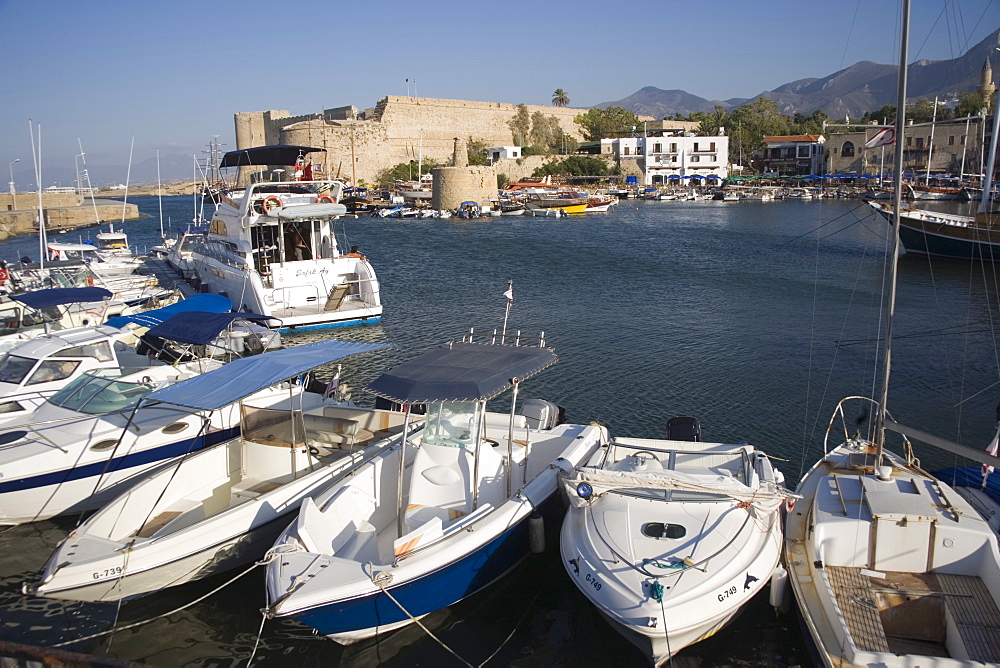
[[666, 416, 701, 441], [519, 398, 563, 430]]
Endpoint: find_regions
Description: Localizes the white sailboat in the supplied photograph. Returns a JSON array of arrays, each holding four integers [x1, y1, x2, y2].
[[784, 4, 1000, 665]]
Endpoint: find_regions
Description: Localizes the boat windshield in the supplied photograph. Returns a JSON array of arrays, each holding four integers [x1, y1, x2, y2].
[[423, 401, 479, 448], [47, 370, 156, 414], [0, 355, 37, 384]]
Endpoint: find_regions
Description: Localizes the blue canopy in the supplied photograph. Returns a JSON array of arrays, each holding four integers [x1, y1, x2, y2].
[[104, 294, 233, 329], [11, 287, 113, 309], [146, 340, 387, 410], [366, 342, 557, 403], [145, 311, 274, 345]]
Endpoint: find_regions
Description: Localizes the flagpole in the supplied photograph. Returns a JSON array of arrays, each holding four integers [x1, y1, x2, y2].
[[501, 280, 513, 344]]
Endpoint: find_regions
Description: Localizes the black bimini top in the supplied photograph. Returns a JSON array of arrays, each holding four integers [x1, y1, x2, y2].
[[219, 145, 326, 168], [367, 342, 557, 404]]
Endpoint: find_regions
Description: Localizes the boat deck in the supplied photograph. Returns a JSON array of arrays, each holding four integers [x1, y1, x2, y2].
[[827, 566, 1000, 662], [139, 257, 197, 298]]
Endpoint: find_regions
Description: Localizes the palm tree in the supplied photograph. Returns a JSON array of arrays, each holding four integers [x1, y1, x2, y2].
[[552, 89, 570, 107]]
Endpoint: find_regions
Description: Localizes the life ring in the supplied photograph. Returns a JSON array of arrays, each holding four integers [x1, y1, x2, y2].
[[87, 275, 94, 287], [142, 376, 152, 383], [261, 195, 283, 213], [0, 269, 8, 285], [316, 195, 335, 204], [342, 252, 366, 259]]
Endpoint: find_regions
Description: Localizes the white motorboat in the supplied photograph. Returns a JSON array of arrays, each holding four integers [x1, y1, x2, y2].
[[0, 311, 287, 525], [559, 418, 794, 665], [0, 287, 118, 349], [26, 339, 388, 602], [265, 333, 607, 643], [190, 145, 382, 332], [785, 5, 1000, 663], [165, 223, 207, 279]]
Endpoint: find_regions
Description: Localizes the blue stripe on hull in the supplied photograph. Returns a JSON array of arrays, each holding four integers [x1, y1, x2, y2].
[[277, 316, 382, 334], [0, 426, 239, 494], [293, 517, 530, 637]]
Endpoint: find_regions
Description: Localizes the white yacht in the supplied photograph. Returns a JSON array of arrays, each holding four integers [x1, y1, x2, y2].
[[190, 145, 382, 332]]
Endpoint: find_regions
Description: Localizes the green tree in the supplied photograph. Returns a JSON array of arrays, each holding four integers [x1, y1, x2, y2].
[[496, 173, 509, 190], [377, 159, 440, 188], [956, 91, 991, 116], [697, 105, 731, 136], [552, 89, 570, 107], [729, 97, 791, 154], [467, 138, 489, 166], [530, 112, 563, 152], [532, 155, 608, 178], [573, 107, 641, 141], [509, 104, 531, 146]]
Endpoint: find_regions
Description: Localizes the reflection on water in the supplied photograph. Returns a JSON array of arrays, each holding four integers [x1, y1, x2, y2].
[[0, 196, 995, 665]]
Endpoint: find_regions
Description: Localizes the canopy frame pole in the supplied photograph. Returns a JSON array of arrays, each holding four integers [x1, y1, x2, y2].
[[472, 400, 484, 511], [507, 378, 520, 497], [396, 408, 412, 539]]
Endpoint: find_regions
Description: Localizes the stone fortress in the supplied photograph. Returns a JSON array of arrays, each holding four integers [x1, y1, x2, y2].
[[234, 95, 588, 186]]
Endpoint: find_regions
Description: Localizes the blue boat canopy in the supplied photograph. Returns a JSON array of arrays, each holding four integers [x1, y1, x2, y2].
[[145, 311, 274, 345], [104, 294, 233, 329], [145, 340, 387, 411], [219, 145, 325, 168], [366, 342, 557, 404], [11, 287, 113, 309]]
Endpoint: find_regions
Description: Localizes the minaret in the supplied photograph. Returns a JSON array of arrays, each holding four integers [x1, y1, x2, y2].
[[981, 57, 997, 99]]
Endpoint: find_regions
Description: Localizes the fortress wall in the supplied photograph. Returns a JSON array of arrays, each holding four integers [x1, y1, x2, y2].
[[240, 95, 589, 186]]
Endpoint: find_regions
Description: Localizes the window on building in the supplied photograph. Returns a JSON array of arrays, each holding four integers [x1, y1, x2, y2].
[[906, 137, 912, 146], [842, 142, 855, 157], [709, 142, 716, 151], [623, 147, 630, 156], [948, 135, 955, 146], [916, 137, 923, 149], [691, 155, 700, 162], [653, 143, 662, 153], [693, 142, 700, 152], [961, 135, 966, 145], [670, 143, 677, 152]]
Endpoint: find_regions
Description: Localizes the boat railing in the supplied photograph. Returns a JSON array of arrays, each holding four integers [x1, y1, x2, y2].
[[460, 328, 547, 348]]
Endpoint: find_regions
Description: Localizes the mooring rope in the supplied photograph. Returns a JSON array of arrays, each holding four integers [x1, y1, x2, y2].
[[51, 551, 280, 649]]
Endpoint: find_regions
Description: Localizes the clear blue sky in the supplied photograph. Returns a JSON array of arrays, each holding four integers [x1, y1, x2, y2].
[[1, 0, 996, 185]]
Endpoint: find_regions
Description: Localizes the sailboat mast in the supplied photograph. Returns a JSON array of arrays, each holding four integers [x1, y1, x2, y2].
[[876, 0, 910, 459], [979, 83, 1000, 215]]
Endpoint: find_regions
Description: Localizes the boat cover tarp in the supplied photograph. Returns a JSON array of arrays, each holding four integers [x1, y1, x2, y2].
[[933, 466, 1000, 505], [11, 287, 113, 308], [366, 342, 556, 404], [146, 340, 387, 410], [561, 466, 797, 512], [144, 311, 274, 345], [104, 294, 233, 329], [220, 145, 326, 168]]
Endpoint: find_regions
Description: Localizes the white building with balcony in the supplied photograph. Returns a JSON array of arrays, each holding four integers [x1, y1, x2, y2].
[[602, 131, 730, 185]]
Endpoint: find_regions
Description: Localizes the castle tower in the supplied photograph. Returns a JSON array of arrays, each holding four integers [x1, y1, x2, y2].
[[981, 57, 997, 99]]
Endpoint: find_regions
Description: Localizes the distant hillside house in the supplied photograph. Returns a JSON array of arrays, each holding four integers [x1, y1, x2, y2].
[[761, 135, 826, 176], [603, 129, 730, 185], [486, 146, 521, 163]]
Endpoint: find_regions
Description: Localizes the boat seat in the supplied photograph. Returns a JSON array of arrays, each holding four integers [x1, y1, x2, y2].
[[405, 441, 506, 530], [296, 487, 377, 559], [303, 413, 361, 447]]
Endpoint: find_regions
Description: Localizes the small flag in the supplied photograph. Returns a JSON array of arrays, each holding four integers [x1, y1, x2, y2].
[[863, 124, 896, 150], [982, 424, 1000, 480], [503, 286, 513, 302], [324, 370, 340, 399]]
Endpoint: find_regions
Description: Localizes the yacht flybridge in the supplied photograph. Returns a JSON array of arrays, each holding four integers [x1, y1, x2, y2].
[[190, 145, 382, 332]]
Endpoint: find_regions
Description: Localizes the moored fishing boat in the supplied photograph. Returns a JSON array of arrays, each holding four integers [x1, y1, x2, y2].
[[25, 339, 388, 602], [559, 417, 794, 665], [264, 330, 607, 643], [869, 201, 1000, 261], [190, 145, 382, 332]]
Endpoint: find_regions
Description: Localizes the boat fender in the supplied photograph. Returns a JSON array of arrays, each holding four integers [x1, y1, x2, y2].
[[316, 195, 335, 204], [528, 511, 544, 554], [769, 565, 789, 612], [261, 195, 283, 213]]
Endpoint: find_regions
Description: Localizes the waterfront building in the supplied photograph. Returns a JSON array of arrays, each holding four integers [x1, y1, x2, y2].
[[760, 135, 826, 176], [602, 130, 730, 185]]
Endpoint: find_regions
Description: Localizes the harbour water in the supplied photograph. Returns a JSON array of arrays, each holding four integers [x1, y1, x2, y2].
[[0, 194, 996, 666]]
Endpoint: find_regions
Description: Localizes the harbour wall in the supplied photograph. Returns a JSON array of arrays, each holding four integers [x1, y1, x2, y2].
[[0, 194, 140, 242], [235, 96, 591, 186]]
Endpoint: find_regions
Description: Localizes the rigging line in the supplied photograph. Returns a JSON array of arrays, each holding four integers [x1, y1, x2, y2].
[[838, 0, 865, 72], [778, 202, 870, 247], [835, 325, 997, 347]]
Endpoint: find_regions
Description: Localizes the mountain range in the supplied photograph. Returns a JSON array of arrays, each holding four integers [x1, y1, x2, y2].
[[597, 28, 1000, 121]]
